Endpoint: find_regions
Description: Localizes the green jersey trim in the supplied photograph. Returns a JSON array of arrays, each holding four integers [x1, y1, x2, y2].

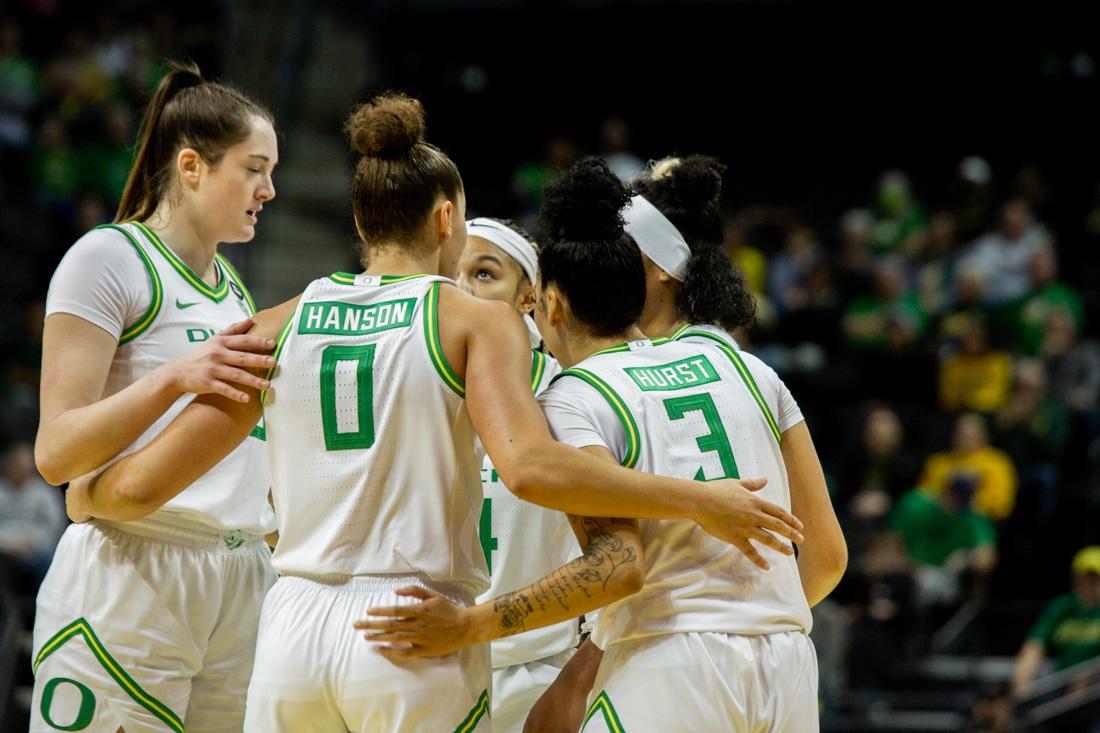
[[424, 282, 466, 398], [216, 253, 257, 314], [131, 220, 229, 302], [33, 617, 184, 733], [327, 272, 431, 286], [94, 224, 163, 344], [260, 312, 295, 403], [453, 689, 490, 733], [328, 271, 357, 285], [554, 367, 640, 468], [669, 322, 693, 340], [530, 349, 547, 392], [682, 330, 782, 444], [381, 273, 429, 285], [582, 690, 627, 732]]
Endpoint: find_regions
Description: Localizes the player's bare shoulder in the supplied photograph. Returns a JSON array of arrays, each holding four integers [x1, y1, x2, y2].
[[437, 282, 524, 338], [252, 295, 301, 341]]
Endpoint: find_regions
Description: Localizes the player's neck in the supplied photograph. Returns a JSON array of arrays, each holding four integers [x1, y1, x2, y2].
[[557, 324, 647, 368], [640, 308, 688, 339], [362, 242, 439, 278], [143, 207, 220, 285]]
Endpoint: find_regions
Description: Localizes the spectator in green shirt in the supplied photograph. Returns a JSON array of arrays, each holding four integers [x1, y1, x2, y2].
[[890, 478, 997, 609], [1013, 546, 1100, 696], [1014, 247, 1084, 356]]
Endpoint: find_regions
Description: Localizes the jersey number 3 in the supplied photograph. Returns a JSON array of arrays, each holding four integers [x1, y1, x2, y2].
[[320, 344, 376, 450], [663, 393, 740, 480]]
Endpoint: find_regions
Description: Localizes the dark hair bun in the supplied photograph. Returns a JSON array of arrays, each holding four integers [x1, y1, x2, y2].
[[642, 155, 725, 213], [540, 157, 630, 243], [345, 93, 426, 158]]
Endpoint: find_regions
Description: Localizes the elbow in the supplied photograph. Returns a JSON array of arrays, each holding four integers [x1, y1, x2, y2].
[[618, 562, 646, 596], [93, 474, 163, 521], [498, 448, 547, 504], [113, 481, 162, 520], [806, 534, 849, 592], [825, 536, 849, 585], [504, 469, 537, 502], [608, 546, 646, 598], [35, 443, 69, 486]]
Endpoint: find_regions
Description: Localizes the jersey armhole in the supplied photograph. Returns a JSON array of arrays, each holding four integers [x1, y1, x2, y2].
[[552, 368, 640, 468], [529, 349, 547, 393], [93, 224, 163, 344], [259, 313, 295, 404], [422, 282, 466, 398]]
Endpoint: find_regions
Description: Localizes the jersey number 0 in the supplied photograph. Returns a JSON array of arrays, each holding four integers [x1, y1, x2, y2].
[[320, 344, 376, 450]]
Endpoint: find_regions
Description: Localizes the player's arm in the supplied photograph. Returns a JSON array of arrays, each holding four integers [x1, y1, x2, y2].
[[442, 288, 804, 567], [782, 420, 847, 606], [36, 314, 276, 485], [355, 448, 643, 658], [64, 299, 298, 521], [524, 638, 604, 733]]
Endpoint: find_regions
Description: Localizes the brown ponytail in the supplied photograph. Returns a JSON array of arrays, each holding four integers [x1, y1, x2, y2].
[[343, 93, 463, 251], [114, 60, 273, 223]]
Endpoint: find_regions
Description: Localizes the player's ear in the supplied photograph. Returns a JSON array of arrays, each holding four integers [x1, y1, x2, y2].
[[433, 199, 454, 243], [545, 286, 566, 328], [177, 147, 205, 190], [516, 281, 536, 316]]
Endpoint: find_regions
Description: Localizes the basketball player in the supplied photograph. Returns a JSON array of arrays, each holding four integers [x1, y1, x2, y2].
[[66, 96, 805, 732], [32, 62, 279, 733], [456, 218, 579, 732], [357, 159, 842, 732]]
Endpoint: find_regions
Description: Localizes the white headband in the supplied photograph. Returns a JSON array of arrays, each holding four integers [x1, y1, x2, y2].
[[466, 218, 538, 285], [622, 195, 692, 282]]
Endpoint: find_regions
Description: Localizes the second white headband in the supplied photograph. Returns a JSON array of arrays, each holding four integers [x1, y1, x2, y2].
[[622, 195, 692, 281]]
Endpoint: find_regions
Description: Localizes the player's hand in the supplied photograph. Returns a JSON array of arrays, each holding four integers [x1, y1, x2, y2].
[[65, 474, 95, 524], [523, 639, 602, 732], [354, 586, 478, 659], [154, 318, 276, 403], [694, 477, 804, 570]]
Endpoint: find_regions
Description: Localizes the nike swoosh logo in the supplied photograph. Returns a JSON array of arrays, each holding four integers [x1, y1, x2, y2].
[[176, 299, 200, 309]]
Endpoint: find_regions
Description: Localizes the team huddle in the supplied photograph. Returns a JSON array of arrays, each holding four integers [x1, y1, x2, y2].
[[30, 63, 846, 733]]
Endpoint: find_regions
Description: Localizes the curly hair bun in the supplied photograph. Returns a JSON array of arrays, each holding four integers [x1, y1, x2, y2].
[[647, 155, 725, 212], [540, 158, 630, 243], [344, 93, 426, 158]]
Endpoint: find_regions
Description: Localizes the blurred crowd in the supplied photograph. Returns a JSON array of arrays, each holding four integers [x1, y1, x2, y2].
[[4, 6, 1100, 731]]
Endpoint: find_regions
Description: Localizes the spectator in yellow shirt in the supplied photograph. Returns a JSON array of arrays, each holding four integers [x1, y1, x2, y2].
[[919, 413, 1018, 520], [940, 316, 1013, 413]]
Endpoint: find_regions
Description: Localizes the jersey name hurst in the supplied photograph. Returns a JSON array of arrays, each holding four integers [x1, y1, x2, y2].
[[624, 354, 720, 392]]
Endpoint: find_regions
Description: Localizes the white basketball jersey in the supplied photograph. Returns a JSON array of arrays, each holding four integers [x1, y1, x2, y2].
[[670, 322, 740, 351], [538, 337, 811, 650], [262, 272, 487, 596], [477, 351, 580, 668], [54, 222, 273, 535]]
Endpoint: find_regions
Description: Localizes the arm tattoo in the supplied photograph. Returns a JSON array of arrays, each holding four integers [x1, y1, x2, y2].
[[493, 516, 639, 637]]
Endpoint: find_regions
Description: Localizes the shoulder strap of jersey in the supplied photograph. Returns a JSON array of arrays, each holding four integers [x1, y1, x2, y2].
[[530, 349, 548, 393], [93, 224, 163, 344], [680, 329, 781, 444], [422, 280, 466, 398], [551, 366, 640, 468], [215, 254, 257, 315]]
